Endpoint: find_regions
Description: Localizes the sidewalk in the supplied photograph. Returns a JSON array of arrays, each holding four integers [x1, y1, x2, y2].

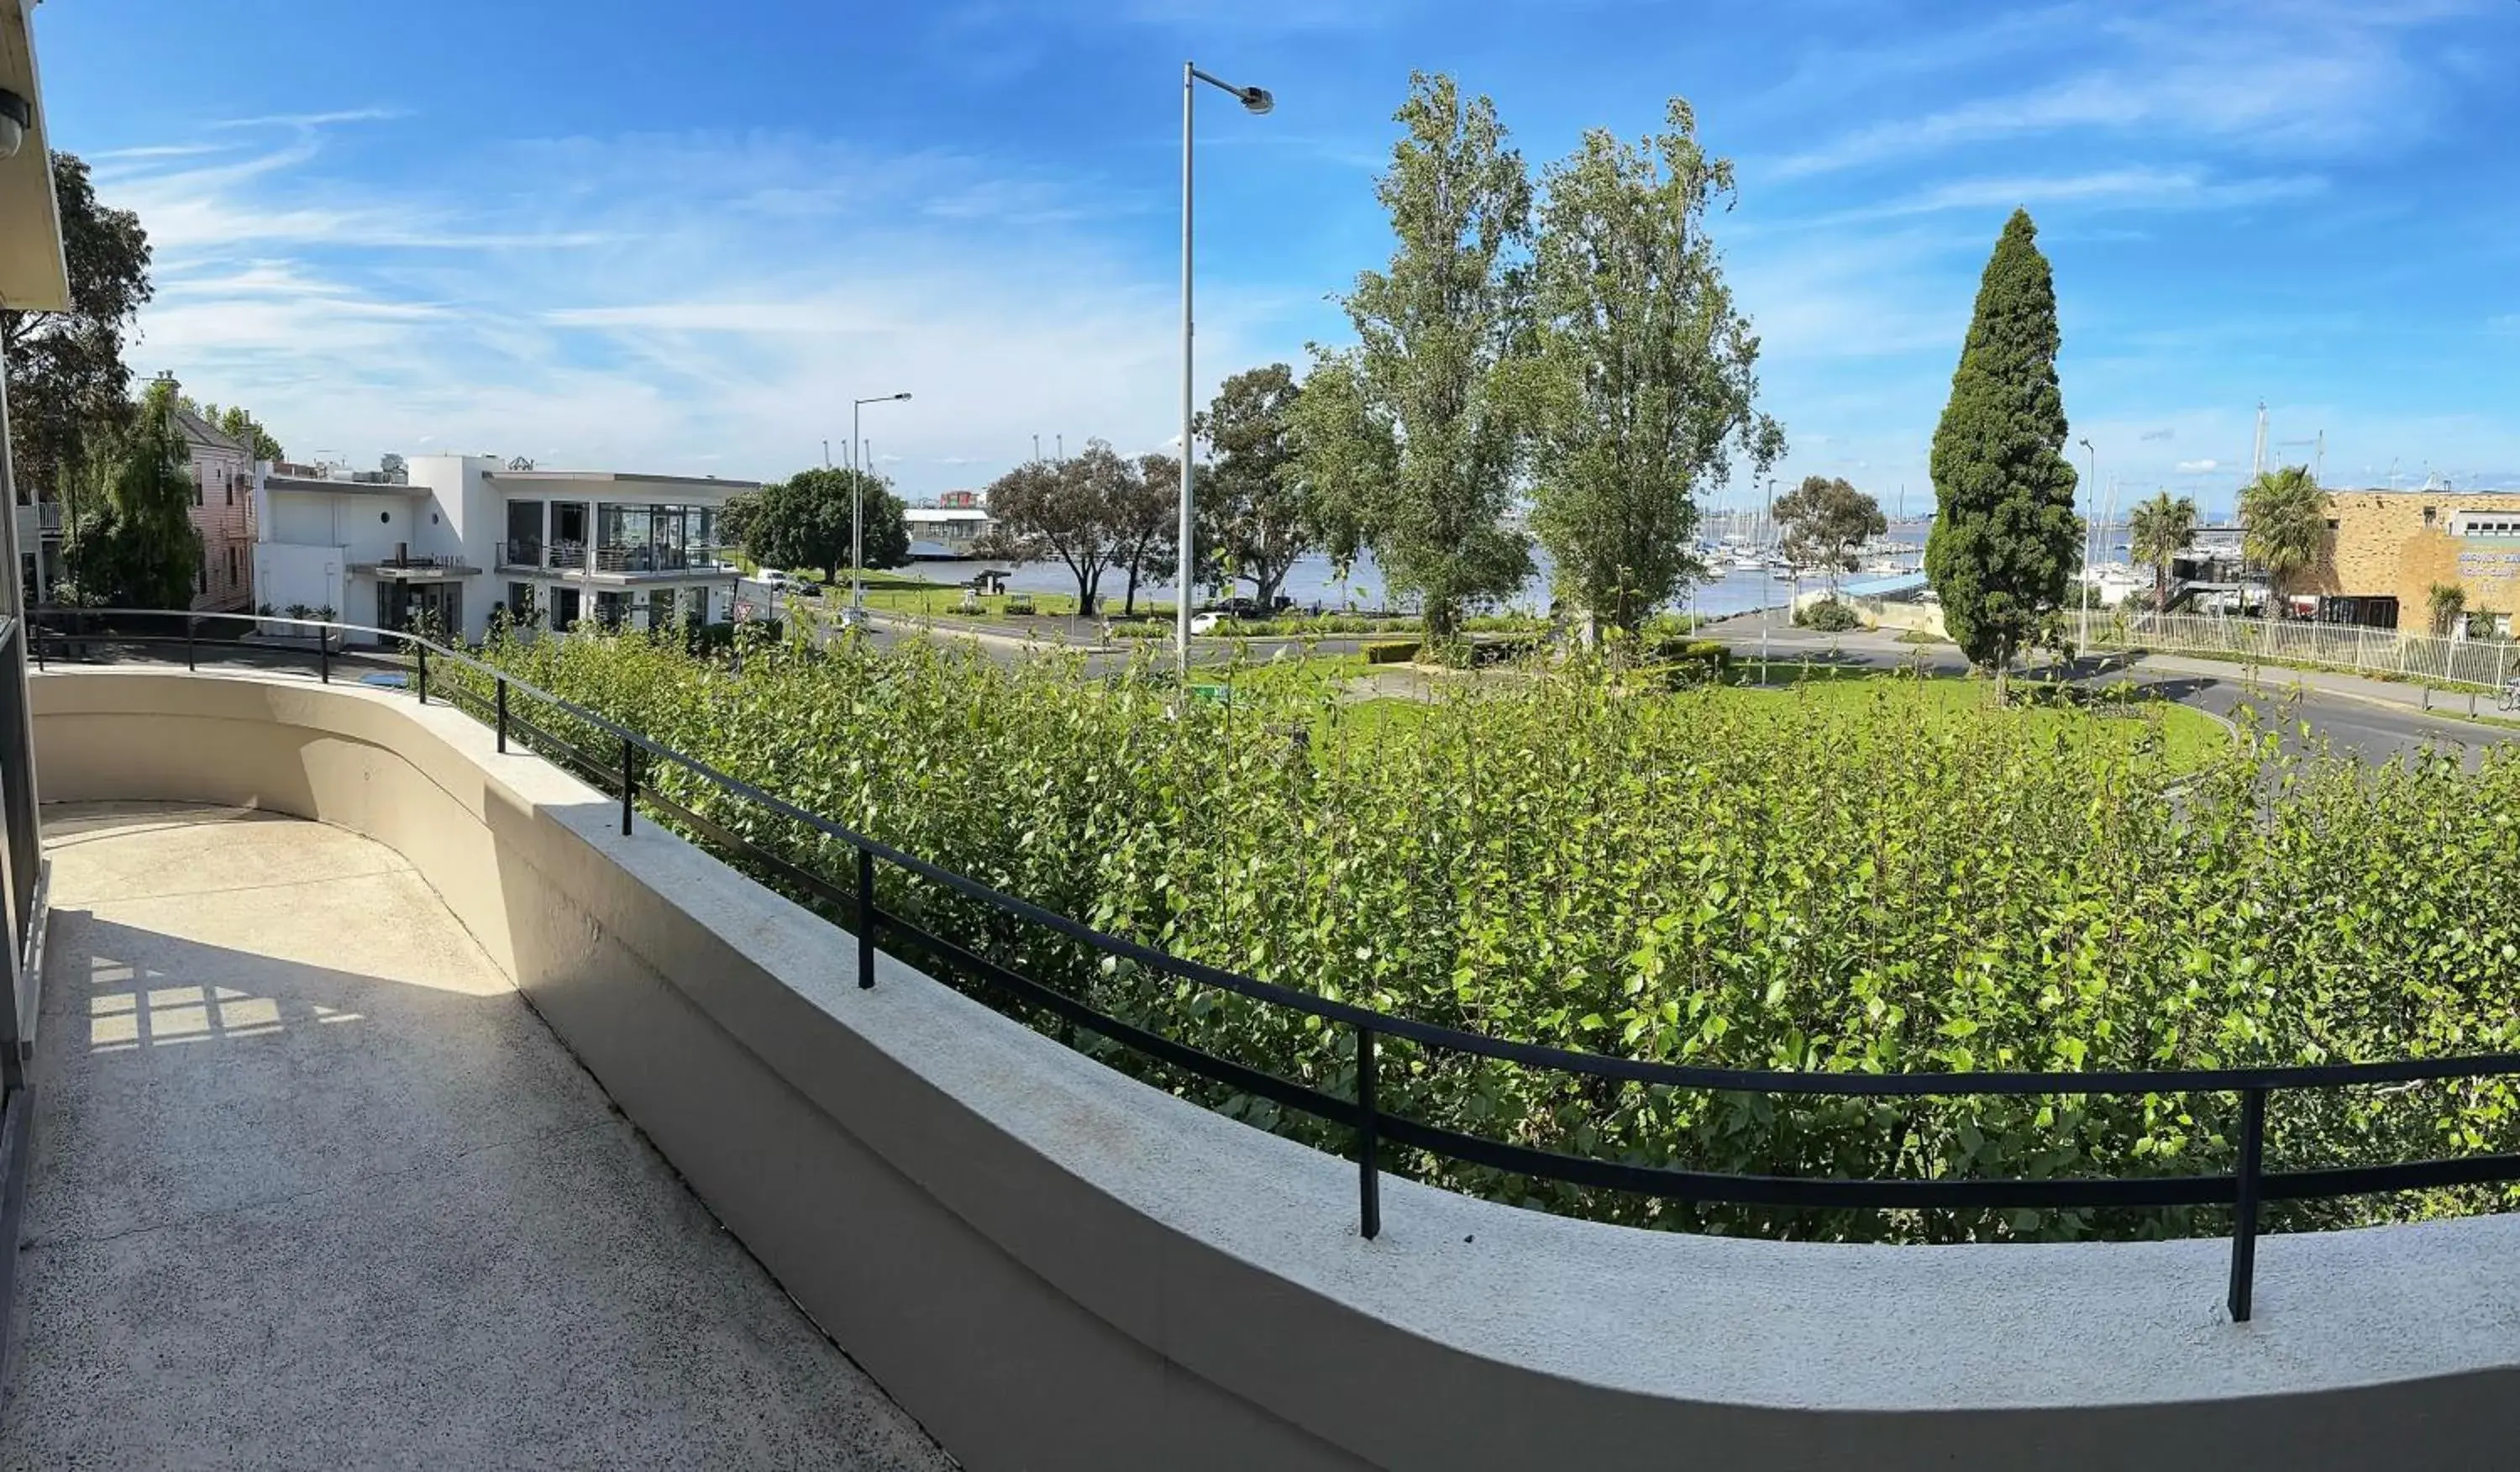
[[2126, 651, 2514, 724]]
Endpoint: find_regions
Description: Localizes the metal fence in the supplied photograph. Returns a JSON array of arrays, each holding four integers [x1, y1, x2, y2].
[[34, 606, 2520, 1324], [2093, 611, 2520, 690]]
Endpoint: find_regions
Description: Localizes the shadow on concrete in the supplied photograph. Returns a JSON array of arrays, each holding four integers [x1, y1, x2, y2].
[[1, 804, 948, 1472]]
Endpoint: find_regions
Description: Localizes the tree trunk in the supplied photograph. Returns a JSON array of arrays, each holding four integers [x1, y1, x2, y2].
[[1424, 597, 1455, 648], [1075, 567, 1097, 618], [1993, 655, 2010, 706], [1122, 560, 1142, 617]]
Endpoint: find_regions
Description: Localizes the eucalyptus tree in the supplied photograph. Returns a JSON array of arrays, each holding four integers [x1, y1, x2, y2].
[[1196, 364, 1310, 607], [986, 442, 1135, 615], [1774, 476, 1884, 598]]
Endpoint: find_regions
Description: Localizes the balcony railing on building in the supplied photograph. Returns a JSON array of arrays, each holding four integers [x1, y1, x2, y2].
[[502, 539, 723, 576], [594, 543, 705, 574]]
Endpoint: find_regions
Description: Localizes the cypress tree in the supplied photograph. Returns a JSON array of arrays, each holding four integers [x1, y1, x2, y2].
[[1924, 208, 2081, 699]]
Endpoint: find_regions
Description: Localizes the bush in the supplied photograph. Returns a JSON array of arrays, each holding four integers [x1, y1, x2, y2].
[[1362, 639, 1420, 665], [440, 633, 2520, 1247], [1796, 597, 1861, 632], [684, 618, 783, 655]]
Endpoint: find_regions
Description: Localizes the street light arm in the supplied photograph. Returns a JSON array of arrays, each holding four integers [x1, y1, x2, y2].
[[1189, 64, 1273, 113]]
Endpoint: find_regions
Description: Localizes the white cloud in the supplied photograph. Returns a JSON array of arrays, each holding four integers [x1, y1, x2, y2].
[[1772, 6, 2466, 178], [111, 116, 1305, 498], [2176, 458, 2220, 473], [1819, 167, 2324, 223]]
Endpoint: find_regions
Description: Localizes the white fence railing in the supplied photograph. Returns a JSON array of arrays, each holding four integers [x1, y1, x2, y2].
[[2090, 612, 2520, 690]]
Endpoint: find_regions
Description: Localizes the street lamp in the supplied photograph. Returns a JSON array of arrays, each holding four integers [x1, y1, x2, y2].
[[1179, 61, 1273, 677], [2077, 436, 2097, 658], [851, 392, 911, 617]]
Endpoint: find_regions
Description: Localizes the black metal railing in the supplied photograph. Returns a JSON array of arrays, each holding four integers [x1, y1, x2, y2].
[[33, 605, 2520, 1324]]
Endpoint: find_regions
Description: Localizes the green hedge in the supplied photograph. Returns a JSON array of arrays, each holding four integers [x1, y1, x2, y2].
[[1362, 639, 1421, 665], [444, 630, 2520, 1245]]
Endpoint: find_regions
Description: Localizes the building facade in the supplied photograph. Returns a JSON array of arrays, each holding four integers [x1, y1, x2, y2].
[[254, 454, 751, 643], [2306, 489, 2520, 630], [903, 495, 993, 560], [171, 402, 260, 613]]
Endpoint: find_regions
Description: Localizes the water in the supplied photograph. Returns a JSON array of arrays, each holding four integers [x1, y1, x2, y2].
[[909, 550, 1857, 620]]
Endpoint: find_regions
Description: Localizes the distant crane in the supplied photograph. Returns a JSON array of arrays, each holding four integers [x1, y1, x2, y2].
[[2276, 430, 2324, 485], [2250, 402, 2269, 479]]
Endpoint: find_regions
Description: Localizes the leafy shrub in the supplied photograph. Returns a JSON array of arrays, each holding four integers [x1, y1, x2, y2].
[[441, 633, 2520, 1245], [1796, 597, 1860, 632], [1362, 639, 1420, 665], [684, 618, 783, 655]]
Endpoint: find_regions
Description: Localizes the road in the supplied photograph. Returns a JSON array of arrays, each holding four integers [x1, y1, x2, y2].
[[1704, 611, 2515, 767]]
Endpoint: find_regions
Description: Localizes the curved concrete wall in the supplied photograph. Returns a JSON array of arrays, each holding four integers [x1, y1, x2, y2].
[[30, 666, 2520, 1470]]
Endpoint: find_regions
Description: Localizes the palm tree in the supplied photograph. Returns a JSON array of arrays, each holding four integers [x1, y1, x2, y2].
[[2126, 491, 2198, 613], [2239, 465, 2326, 620]]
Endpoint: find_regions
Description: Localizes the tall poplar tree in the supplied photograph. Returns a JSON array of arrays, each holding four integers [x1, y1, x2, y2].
[[1519, 98, 1781, 635], [1290, 72, 1533, 643], [1924, 208, 2081, 699]]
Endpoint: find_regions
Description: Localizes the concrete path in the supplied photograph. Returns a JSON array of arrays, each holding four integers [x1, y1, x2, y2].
[[2, 802, 951, 1472]]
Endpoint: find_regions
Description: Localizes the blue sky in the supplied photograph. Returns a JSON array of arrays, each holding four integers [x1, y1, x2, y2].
[[31, 0, 2520, 515]]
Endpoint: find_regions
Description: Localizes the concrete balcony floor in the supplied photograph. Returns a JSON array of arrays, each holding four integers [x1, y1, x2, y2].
[[1, 802, 950, 1470]]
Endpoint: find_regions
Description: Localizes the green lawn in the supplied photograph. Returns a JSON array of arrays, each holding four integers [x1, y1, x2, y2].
[[1294, 665, 2228, 773], [1716, 668, 2228, 770], [846, 575, 1178, 623]]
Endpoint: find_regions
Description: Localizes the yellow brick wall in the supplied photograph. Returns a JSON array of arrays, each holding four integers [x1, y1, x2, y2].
[[2312, 492, 2520, 621]]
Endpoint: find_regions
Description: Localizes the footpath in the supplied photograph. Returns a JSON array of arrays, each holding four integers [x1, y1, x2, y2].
[[2124, 651, 2514, 727], [1695, 611, 2516, 729]]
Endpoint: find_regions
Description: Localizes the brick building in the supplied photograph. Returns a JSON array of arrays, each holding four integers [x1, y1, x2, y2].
[[170, 401, 260, 612], [2302, 489, 2520, 630]]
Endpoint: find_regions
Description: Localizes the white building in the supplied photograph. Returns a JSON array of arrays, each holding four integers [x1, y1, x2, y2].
[[902, 503, 993, 560], [254, 454, 753, 644]]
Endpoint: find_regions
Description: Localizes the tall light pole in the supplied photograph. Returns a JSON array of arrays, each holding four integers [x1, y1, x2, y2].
[[1180, 61, 1274, 677], [2078, 436, 2097, 657], [851, 392, 911, 617]]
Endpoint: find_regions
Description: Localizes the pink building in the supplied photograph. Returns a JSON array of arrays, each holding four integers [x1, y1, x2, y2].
[[170, 401, 259, 612]]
